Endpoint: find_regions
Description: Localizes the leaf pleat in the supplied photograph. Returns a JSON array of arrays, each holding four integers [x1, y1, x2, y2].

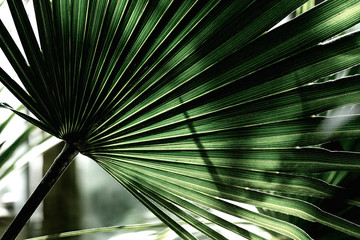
[[101, 163, 198, 240], [92, 147, 360, 174], [32, 0, 63, 127], [86, 0, 360, 140], [116, 171, 232, 240], [93, 155, 346, 198], [87, 50, 360, 147], [100, 161, 313, 240], [102, 159, 360, 239], [7, 1, 57, 123]]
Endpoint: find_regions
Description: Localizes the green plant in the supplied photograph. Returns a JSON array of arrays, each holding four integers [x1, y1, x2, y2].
[[0, 86, 55, 181], [1, 0, 360, 239]]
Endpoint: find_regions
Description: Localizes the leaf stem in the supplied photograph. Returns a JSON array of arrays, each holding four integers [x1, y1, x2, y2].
[[1, 142, 79, 240]]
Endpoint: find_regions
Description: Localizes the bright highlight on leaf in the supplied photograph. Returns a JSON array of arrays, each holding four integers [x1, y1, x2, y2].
[[1, 0, 360, 239]]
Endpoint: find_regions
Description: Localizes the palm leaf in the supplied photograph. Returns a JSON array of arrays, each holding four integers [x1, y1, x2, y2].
[[0, 87, 56, 181], [259, 65, 360, 240], [1, 0, 360, 239]]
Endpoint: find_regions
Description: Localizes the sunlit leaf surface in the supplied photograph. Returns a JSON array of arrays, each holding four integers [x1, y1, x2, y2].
[[1, 1, 360, 239]]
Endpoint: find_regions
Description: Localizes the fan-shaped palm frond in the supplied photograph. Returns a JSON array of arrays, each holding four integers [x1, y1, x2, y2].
[[1, 0, 360, 239], [260, 68, 360, 240]]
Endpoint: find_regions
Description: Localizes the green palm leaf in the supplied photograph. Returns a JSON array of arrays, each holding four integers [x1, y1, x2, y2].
[[0, 87, 56, 181], [1, 0, 360, 239]]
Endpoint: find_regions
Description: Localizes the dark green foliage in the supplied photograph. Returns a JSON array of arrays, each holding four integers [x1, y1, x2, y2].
[[1, 1, 360, 239]]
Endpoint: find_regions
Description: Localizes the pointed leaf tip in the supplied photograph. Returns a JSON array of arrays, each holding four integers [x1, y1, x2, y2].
[[0, 102, 13, 109]]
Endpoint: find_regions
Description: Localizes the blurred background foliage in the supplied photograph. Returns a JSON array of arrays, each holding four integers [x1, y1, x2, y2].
[[0, 84, 159, 240]]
